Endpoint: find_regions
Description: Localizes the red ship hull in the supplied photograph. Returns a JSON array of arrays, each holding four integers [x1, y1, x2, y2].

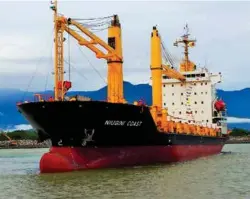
[[40, 145, 224, 173]]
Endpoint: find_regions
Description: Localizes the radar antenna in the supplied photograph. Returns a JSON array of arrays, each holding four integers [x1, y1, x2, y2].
[[173, 24, 196, 72]]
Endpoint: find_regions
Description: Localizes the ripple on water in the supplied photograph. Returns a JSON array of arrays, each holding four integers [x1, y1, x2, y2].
[[0, 145, 250, 199]]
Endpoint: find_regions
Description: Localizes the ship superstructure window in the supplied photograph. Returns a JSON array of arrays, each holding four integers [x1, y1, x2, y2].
[[206, 120, 209, 122], [205, 92, 208, 94], [205, 82, 207, 85], [163, 85, 165, 87], [195, 111, 197, 114], [179, 111, 181, 115], [181, 102, 184, 105], [201, 92, 203, 95], [184, 73, 206, 78], [201, 83, 203, 86], [201, 101, 204, 104], [164, 103, 166, 106], [194, 101, 197, 104], [172, 84, 174, 87], [181, 93, 183, 96], [172, 102, 175, 105], [108, 37, 116, 49], [172, 93, 174, 96], [194, 92, 197, 95]]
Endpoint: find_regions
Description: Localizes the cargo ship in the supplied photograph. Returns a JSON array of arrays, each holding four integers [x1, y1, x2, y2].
[[17, 0, 229, 173]]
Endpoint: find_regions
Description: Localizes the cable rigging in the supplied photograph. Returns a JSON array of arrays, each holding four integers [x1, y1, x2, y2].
[[22, 27, 55, 101], [159, 33, 178, 70], [75, 43, 107, 84]]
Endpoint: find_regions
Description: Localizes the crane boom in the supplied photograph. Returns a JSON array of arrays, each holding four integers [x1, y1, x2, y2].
[[162, 64, 185, 82], [51, 0, 124, 103], [66, 18, 122, 61], [1, 132, 18, 146], [2, 133, 11, 141]]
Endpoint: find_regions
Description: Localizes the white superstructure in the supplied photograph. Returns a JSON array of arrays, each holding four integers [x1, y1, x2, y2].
[[162, 66, 222, 124], [150, 24, 228, 135]]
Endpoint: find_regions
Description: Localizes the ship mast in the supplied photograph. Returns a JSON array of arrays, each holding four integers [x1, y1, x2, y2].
[[50, 0, 65, 100], [174, 24, 196, 72]]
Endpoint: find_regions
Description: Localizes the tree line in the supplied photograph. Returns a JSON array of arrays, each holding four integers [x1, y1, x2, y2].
[[0, 130, 37, 141], [0, 128, 249, 141]]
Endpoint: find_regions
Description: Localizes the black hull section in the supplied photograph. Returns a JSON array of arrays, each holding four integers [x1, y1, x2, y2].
[[17, 101, 228, 147]]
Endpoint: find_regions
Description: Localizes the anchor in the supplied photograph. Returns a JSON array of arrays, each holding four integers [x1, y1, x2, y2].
[[82, 129, 95, 146]]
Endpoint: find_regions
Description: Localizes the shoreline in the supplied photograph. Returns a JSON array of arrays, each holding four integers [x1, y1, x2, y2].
[[0, 140, 49, 149], [0, 136, 250, 149], [225, 136, 250, 144]]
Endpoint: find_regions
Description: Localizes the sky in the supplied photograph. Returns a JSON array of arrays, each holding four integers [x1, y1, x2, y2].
[[0, 1, 249, 92]]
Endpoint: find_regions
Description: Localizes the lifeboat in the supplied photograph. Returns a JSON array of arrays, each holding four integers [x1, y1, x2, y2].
[[214, 100, 226, 111]]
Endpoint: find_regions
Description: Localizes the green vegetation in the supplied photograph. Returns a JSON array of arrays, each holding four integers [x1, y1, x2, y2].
[[0, 130, 38, 141], [0, 127, 249, 141], [229, 128, 250, 136]]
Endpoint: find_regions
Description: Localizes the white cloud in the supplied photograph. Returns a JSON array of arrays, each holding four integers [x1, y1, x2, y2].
[[0, 1, 249, 91], [227, 117, 250, 124], [5, 124, 32, 132]]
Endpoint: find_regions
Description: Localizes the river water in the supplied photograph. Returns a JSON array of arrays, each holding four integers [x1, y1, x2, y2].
[[0, 144, 249, 199]]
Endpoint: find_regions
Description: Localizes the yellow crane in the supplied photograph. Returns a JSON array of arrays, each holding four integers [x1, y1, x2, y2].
[[150, 26, 186, 110], [51, 0, 124, 103], [1, 132, 18, 146]]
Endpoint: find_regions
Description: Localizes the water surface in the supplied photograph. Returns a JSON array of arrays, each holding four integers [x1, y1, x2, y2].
[[0, 145, 250, 199]]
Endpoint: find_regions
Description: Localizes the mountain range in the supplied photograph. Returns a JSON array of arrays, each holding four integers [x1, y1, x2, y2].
[[1, 81, 250, 130]]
